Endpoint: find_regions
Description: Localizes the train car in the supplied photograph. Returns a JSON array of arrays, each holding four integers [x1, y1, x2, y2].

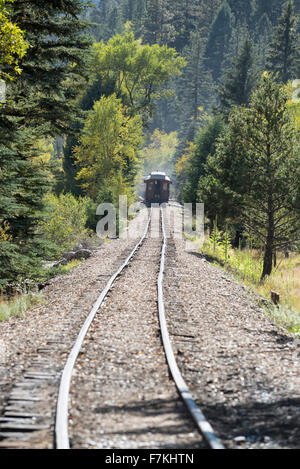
[[144, 172, 172, 206]]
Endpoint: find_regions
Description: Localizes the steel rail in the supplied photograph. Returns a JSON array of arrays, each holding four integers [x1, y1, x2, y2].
[[158, 206, 225, 450], [55, 208, 152, 450]]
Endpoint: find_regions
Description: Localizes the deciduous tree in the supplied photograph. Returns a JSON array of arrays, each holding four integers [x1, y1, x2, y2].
[[74, 94, 144, 204], [91, 28, 186, 121], [0, 0, 28, 81]]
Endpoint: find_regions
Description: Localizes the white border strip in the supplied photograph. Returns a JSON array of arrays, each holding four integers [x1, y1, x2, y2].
[[158, 207, 224, 450], [55, 209, 152, 449]]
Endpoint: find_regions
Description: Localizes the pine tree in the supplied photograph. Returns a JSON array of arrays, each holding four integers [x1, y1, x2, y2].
[[266, 1, 300, 83], [142, 0, 175, 46], [177, 32, 216, 140], [202, 74, 300, 278], [225, 17, 249, 66], [183, 115, 226, 207], [122, 0, 146, 31], [204, 0, 234, 82], [254, 0, 286, 26], [167, 0, 203, 51], [227, 0, 257, 26], [0, 1, 92, 288], [255, 13, 273, 71], [217, 36, 257, 116]]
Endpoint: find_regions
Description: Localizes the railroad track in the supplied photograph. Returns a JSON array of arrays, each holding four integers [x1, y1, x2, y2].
[[55, 205, 224, 450]]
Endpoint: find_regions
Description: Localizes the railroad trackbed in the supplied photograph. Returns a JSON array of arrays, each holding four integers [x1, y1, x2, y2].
[[0, 205, 300, 449]]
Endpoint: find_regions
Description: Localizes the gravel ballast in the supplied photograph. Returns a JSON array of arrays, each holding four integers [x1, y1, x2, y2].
[[0, 204, 299, 449]]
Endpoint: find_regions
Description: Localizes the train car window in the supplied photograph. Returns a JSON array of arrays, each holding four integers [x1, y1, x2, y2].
[[163, 183, 168, 191]]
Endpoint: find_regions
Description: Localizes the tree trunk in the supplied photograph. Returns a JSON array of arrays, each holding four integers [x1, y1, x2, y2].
[[261, 203, 275, 280], [262, 242, 273, 279]]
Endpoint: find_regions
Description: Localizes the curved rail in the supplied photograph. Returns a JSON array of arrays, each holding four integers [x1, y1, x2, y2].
[[55, 205, 224, 450], [55, 208, 152, 449], [158, 206, 224, 450]]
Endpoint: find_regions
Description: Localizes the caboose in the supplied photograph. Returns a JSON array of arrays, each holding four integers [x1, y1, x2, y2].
[[144, 172, 172, 206]]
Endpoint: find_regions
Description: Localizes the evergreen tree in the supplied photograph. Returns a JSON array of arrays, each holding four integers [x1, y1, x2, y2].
[[84, 0, 123, 42], [177, 32, 216, 140], [227, 0, 257, 26], [6, 0, 92, 136], [107, 6, 123, 37], [122, 0, 146, 35], [255, 13, 273, 71], [201, 74, 300, 278], [254, 0, 286, 26], [168, 0, 203, 51], [266, 1, 300, 83], [142, 0, 175, 46], [204, 0, 234, 82], [182, 115, 226, 206], [0, 0, 92, 288], [217, 36, 257, 116], [225, 17, 249, 65]]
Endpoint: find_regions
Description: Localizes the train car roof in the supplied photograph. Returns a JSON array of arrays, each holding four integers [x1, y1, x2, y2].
[[144, 172, 172, 183]]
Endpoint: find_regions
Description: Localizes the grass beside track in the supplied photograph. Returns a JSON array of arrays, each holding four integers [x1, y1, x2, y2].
[[198, 238, 300, 335], [0, 292, 44, 322], [0, 260, 84, 322]]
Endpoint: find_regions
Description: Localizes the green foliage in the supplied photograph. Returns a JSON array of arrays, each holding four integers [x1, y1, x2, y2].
[[0, 0, 93, 291], [203, 73, 300, 278], [141, 129, 178, 175], [177, 32, 216, 140], [183, 115, 226, 206], [141, 0, 175, 46], [74, 94, 144, 205], [217, 36, 257, 116], [209, 218, 222, 255], [0, 0, 28, 81], [255, 13, 273, 71], [91, 28, 186, 121], [205, 218, 232, 263], [40, 193, 90, 251], [204, 0, 234, 82], [63, 74, 117, 196], [0, 291, 43, 322], [266, 1, 300, 83], [221, 227, 232, 262], [1, 0, 299, 296]]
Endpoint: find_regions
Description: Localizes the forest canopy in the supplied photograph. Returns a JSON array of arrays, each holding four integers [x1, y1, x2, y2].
[[0, 0, 299, 291]]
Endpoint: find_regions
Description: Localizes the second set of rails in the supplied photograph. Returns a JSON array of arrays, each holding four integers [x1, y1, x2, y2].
[[55, 205, 224, 450]]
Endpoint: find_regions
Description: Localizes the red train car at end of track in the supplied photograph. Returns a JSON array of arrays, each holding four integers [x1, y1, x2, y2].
[[144, 172, 172, 206]]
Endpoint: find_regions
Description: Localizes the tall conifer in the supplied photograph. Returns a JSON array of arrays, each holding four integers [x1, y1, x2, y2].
[[266, 1, 299, 83], [0, 0, 92, 287], [217, 36, 257, 116]]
